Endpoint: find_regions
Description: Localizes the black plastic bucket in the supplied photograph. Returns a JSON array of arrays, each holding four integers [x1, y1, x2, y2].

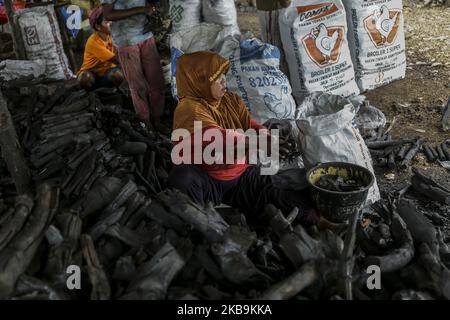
[[306, 162, 375, 223]]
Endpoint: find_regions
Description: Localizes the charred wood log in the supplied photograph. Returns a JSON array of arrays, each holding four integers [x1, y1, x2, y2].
[[400, 138, 423, 169], [120, 242, 187, 300], [0, 91, 31, 193], [366, 139, 414, 149], [211, 225, 272, 287], [0, 184, 59, 298], [14, 275, 69, 300], [259, 262, 318, 300], [364, 210, 414, 273], [396, 198, 439, 255], [423, 144, 436, 162], [44, 211, 82, 282], [0, 194, 34, 252], [411, 168, 450, 204], [153, 190, 229, 242], [81, 234, 111, 300]]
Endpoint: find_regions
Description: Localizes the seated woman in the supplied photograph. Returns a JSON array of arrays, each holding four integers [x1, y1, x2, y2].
[[77, 7, 124, 91], [167, 51, 319, 226]]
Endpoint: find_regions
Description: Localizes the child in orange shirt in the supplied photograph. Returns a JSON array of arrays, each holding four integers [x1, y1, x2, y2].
[[77, 7, 124, 91]]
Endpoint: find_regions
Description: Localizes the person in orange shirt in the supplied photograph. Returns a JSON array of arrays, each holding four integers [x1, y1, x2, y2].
[[77, 7, 124, 91]]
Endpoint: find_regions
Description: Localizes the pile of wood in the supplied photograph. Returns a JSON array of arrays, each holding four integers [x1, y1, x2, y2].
[[0, 79, 449, 300]]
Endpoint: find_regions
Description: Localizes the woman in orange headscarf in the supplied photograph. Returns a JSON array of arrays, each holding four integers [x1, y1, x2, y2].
[[167, 51, 319, 226]]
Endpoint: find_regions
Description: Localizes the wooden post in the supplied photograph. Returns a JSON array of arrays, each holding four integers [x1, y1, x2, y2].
[[3, 0, 26, 60], [0, 90, 31, 194]]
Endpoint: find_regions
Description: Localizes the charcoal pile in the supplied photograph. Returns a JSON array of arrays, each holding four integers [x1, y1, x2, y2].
[[1, 78, 173, 203], [0, 78, 450, 300], [362, 126, 423, 170], [422, 141, 450, 163]]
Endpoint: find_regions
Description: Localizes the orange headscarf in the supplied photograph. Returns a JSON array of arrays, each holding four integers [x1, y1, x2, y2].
[[173, 52, 251, 135]]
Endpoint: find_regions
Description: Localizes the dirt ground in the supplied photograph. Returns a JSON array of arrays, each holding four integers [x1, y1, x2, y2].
[[237, 1, 450, 238]]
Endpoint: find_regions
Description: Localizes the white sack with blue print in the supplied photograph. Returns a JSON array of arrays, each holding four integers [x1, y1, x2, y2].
[[219, 37, 297, 124]]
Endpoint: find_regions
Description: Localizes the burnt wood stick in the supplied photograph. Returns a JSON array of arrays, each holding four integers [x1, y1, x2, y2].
[[279, 225, 321, 269], [34, 156, 66, 181], [441, 143, 450, 161], [66, 144, 92, 167], [102, 180, 138, 217], [14, 275, 69, 300], [374, 158, 388, 167], [73, 153, 99, 197], [423, 144, 437, 162], [121, 242, 186, 300], [437, 229, 450, 269], [61, 89, 87, 107], [156, 190, 229, 242], [0, 92, 31, 194], [366, 139, 415, 149], [397, 143, 411, 160], [81, 164, 106, 194], [76, 176, 124, 218], [365, 210, 414, 272], [61, 168, 78, 191], [32, 134, 75, 157], [31, 145, 69, 169], [86, 188, 133, 240], [40, 125, 91, 141], [411, 176, 450, 205], [214, 227, 273, 287], [42, 111, 93, 125], [400, 139, 423, 169], [44, 211, 82, 279], [341, 209, 359, 300], [136, 154, 144, 173], [0, 184, 59, 298], [40, 117, 93, 136], [134, 168, 157, 195], [429, 145, 439, 159], [388, 151, 396, 170], [412, 167, 450, 193], [116, 141, 148, 155], [125, 199, 152, 229], [81, 234, 111, 300], [369, 146, 395, 158], [3, 0, 26, 60], [39, 84, 66, 115], [0, 195, 34, 252], [397, 198, 439, 255], [416, 243, 450, 299], [436, 144, 446, 161], [52, 97, 90, 115], [259, 262, 317, 300], [119, 192, 146, 226], [64, 152, 97, 197], [69, 143, 101, 171], [118, 121, 159, 149], [105, 224, 156, 248]]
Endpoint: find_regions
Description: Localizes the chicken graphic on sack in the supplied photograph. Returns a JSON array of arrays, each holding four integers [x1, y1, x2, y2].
[[310, 23, 339, 63], [372, 5, 400, 44], [263, 86, 293, 119]]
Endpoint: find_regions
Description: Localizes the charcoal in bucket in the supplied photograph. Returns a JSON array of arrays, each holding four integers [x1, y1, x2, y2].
[[307, 162, 374, 223]]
